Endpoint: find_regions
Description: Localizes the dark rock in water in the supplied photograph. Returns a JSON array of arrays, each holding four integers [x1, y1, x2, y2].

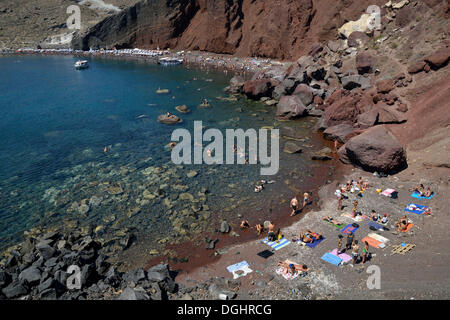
[[157, 114, 182, 125], [340, 126, 407, 173], [2, 281, 29, 298], [119, 286, 149, 300], [276, 95, 307, 119], [104, 267, 122, 288], [283, 141, 303, 154], [243, 79, 275, 99], [281, 127, 304, 141], [311, 147, 333, 161], [226, 75, 245, 94], [175, 105, 190, 113], [219, 221, 231, 233], [36, 243, 56, 260], [18, 266, 41, 286]]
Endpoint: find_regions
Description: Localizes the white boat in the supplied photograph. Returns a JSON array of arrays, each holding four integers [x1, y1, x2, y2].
[[75, 60, 89, 69], [158, 57, 183, 66]]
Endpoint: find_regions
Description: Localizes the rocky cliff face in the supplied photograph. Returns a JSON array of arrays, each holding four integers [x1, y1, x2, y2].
[[73, 0, 391, 59]]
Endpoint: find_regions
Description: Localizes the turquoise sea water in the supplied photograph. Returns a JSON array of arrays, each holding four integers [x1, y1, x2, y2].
[[0, 55, 331, 251]]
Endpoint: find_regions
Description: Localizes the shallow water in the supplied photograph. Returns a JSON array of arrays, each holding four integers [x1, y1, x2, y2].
[[0, 55, 332, 251]]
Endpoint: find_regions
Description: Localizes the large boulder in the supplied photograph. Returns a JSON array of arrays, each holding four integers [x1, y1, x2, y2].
[[341, 75, 371, 90], [340, 126, 407, 173], [375, 104, 408, 124], [2, 281, 28, 299], [338, 13, 379, 38], [407, 60, 427, 74], [347, 31, 370, 48], [292, 84, 314, 106], [272, 79, 298, 100], [321, 91, 366, 128], [243, 79, 274, 99], [424, 48, 450, 69], [19, 266, 42, 286], [376, 79, 395, 93], [157, 114, 182, 125], [356, 108, 379, 129], [356, 52, 376, 74], [276, 95, 307, 119], [118, 286, 149, 300], [323, 123, 360, 144], [226, 75, 245, 93]]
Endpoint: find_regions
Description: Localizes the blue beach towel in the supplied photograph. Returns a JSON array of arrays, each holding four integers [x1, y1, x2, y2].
[[368, 221, 384, 230], [411, 191, 435, 200], [305, 237, 325, 248], [341, 224, 359, 234], [321, 252, 342, 266], [262, 237, 291, 251], [404, 203, 428, 215]]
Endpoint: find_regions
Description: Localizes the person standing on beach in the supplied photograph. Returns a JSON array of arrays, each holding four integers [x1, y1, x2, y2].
[[337, 192, 343, 211], [362, 241, 370, 263], [290, 196, 299, 217], [337, 235, 343, 254], [351, 240, 360, 264], [303, 192, 310, 209], [346, 232, 354, 251], [352, 199, 358, 218]]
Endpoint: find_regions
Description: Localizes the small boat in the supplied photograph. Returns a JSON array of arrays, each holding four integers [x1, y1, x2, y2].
[[158, 57, 183, 66], [75, 60, 89, 69]]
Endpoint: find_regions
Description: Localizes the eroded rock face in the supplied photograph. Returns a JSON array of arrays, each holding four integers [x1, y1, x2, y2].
[[340, 126, 407, 173], [243, 79, 274, 99], [356, 52, 376, 74]]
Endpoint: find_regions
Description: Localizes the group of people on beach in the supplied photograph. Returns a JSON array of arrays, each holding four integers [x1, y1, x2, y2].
[[289, 192, 310, 216], [409, 184, 433, 197]]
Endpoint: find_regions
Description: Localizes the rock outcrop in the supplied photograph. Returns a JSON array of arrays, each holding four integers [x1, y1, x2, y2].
[[339, 126, 407, 173]]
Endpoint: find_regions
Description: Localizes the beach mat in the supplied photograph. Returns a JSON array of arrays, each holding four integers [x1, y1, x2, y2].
[[368, 233, 390, 244], [330, 249, 352, 264], [262, 237, 291, 251], [368, 221, 385, 230], [275, 266, 299, 280], [404, 203, 428, 215], [226, 261, 253, 279], [411, 191, 435, 200], [324, 219, 345, 229], [400, 223, 414, 233], [341, 224, 359, 234], [257, 249, 274, 259], [362, 236, 383, 249], [305, 237, 325, 248], [321, 252, 342, 266]]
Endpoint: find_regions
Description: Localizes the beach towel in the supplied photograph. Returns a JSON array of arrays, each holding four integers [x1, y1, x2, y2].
[[275, 267, 299, 280], [400, 223, 414, 233], [368, 233, 390, 244], [341, 224, 359, 234], [368, 221, 385, 230], [323, 219, 345, 229], [226, 261, 253, 279], [362, 236, 383, 249], [411, 191, 435, 200], [321, 252, 342, 266], [381, 188, 397, 198], [330, 249, 352, 264], [341, 212, 367, 222], [262, 237, 291, 251], [257, 249, 274, 259], [305, 237, 325, 248], [404, 203, 429, 215]]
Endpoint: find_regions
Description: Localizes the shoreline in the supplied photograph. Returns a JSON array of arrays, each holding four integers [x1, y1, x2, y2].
[[0, 50, 339, 277]]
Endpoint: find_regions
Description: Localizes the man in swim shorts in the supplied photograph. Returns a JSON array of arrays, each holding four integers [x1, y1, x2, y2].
[[290, 196, 299, 216]]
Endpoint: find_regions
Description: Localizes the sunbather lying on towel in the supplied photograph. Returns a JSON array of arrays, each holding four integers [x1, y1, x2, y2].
[[324, 216, 343, 226], [395, 215, 410, 232], [423, 187, 433, 197], [409, 184, 425, 195], [277, 261, 308, 276], [295, 229, 322, 243]]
